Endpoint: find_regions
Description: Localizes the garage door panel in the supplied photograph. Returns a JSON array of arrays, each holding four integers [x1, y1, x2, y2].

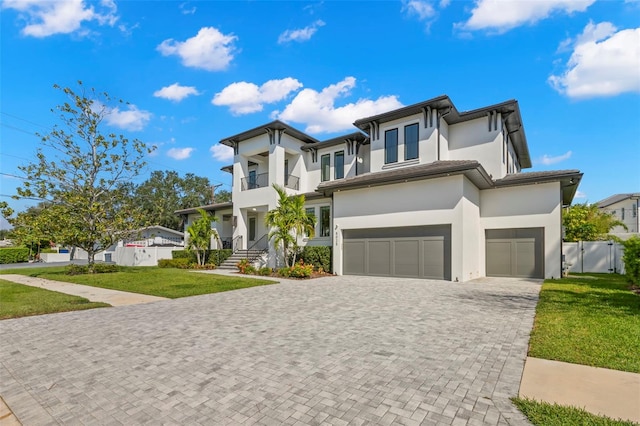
[[423, 238, 445, 279], [515, 240, 536, 277], [394, 240, 420, 277], [487, 240, 513, 276], [344, 241, 365, 275], [369, 241, 391, 276], [486, 228, 543, 278]]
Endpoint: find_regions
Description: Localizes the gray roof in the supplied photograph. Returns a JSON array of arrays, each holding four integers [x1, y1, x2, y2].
[[494, 170, 583, 205], [353, 96, 532, 169], [301, 132, 369, 151], [174, 201, 233, 215], [219, 120, 319, 147], [596, 193, 640, 208]]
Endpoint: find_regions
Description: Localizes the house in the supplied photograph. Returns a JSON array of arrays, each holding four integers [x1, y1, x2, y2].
[[184, 95, 583, 281], [596, 193, 640, 239]]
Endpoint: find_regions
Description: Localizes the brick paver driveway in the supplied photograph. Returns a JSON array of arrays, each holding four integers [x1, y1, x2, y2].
[[1, 275, 540, 425]]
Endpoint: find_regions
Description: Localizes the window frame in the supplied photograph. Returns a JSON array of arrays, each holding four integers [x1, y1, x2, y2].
[[404, 123, 419, 161], [384, 128, 398, 164], [304, 207, 316, 237], [321, 154, 330, 182], [319, 206, 331, 238], [334, 151, 344, 179]]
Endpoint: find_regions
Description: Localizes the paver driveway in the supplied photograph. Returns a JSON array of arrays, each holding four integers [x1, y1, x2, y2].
[[0, 275, 540, 425]]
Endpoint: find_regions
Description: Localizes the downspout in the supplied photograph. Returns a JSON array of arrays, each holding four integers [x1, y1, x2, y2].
[[436, 107, 452, 161]]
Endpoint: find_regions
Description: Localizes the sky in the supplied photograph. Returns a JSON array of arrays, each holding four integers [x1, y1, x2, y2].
[[1, 0, 639, 229]]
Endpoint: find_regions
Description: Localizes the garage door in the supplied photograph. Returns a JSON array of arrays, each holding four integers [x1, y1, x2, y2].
[[486, 228, 544, 278], [343, 225, 451, 280]]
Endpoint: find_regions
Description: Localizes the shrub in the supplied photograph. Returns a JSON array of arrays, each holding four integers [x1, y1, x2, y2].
[[0, 247, 30, 264], [298, 246, 332, 272], [40, 248, 57, 254], [66, 263, 119, 275], [237, 258, 255, 274], [278, 261, 314, 278], [66, 264, 88, 275], [172, 249, 232, 266], [623, 236, 640, 285], [258, 266, 273, 276], [91, 263, 119, 273], [158, 258, 191, 269]]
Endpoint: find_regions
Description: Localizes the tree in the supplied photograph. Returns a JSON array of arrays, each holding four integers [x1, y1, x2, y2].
[[13, 82, 152, 269], [186, 208, 217, 265], [1, 202, 54, 256], [563, 203, 627, 242], [134, 170, 214, 230], [265, 185, 315, 267]]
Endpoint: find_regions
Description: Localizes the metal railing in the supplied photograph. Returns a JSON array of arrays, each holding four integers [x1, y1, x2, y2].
[[232, 235, 243, 252], [240, 173, 300, 191], [247, 234, 269, 253]]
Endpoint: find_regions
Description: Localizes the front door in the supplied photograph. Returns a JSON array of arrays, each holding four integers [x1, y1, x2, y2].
[[249, 217, 256, 242]]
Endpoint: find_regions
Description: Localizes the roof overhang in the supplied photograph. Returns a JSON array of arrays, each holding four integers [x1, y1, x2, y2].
[[301, 132, 369, 151], [174, 201, 233, 216], [219, 120, 319, 147], [493, 169, 583, 206]]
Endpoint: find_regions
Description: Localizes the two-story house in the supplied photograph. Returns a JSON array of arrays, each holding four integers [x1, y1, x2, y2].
[[596, 193, 640, 239], [179, 95, 583, 281]]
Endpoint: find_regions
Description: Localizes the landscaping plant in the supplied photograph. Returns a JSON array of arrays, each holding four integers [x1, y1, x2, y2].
[[622, 236, 640, 285]]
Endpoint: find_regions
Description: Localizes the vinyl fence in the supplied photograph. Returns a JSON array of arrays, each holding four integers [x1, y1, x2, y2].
[[112, 246, 178, 267], [563, 241, 625, 274]]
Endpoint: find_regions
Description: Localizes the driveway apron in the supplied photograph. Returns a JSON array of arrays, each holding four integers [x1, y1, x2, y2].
[[0, 276, 540, 425]]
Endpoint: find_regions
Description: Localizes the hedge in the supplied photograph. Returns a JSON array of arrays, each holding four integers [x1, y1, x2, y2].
[[172, 249, 232, 266], [298, 246, 332, 272], [623, 236, 640, 285], [158, 258, 191, 268], [0, 247, 30, 264]]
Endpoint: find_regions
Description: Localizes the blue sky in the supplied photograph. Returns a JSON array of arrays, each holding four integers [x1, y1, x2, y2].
[[1, 0, 639, 228]]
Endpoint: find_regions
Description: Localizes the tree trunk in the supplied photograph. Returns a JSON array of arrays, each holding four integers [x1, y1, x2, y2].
[[88, 250, 96, 273]]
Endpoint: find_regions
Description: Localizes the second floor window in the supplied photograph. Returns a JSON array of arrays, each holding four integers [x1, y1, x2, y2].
[[321, 154, 330, 182], [405, 123, 418, 160], [320, 206, 331, 237], [248, 170, 257, 189], [335, 151, 344, 179], [385, 129, 398, 164]]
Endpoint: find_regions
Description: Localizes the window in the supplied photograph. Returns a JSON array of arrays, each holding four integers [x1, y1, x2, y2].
[[622, 208, 625, 220], [385, 129, 398, 164], [284, 159, 289, 186], [404, 123, 419, 160], [321, 154, 330, 182], [248, 170, 257, 189], [249, 217, 256, 241], [305, 208, 315, 237], [334, 151, 344, 179], [320, 206, 330, 237], [633, 204, 637, 218]]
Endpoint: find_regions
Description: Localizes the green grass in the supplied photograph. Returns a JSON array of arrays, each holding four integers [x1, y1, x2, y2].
[[512, 398, 637, 426], [0, 279, 110, 319], [0, 266, 276, 299], [528, 273, 640, 373]]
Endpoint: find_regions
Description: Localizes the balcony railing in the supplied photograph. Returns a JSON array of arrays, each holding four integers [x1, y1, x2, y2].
[[241, 173, 299, 191]]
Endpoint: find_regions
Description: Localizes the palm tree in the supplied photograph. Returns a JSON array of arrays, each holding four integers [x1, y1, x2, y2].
[[186, 208, 217, 265], [265, 184, 316, 267]]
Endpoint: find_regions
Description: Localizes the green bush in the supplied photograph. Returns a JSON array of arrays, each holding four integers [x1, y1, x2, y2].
[[278, 261, 314, 278], [623, 236, 640, 285], [172, 249, 232, 266], [0, 247, 30, 264], [40, 248, 57, 254], [258, 266, 272, 276], [158, 258, 191, 269], [66, 263, 119, 275], [298, 246, 332, 272]]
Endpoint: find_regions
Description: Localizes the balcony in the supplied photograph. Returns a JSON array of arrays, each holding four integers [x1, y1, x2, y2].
[[241, 173, 299, 191]]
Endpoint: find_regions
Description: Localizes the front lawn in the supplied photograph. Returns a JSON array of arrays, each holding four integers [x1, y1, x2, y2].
[[512, 397, 636, 426], [528, 273, 640, 373], [0, 266, 277, 299], [0, 279, 110, 319]]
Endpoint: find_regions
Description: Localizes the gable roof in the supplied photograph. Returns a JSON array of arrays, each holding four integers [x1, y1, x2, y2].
[[219, 120, 319, 147], [353, 96, 531, 169], [596, 193, 640, 208], [301, 132, 369, 151], [138, 225, 184, 237]]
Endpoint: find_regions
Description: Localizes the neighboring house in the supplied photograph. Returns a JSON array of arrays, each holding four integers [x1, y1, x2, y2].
[[183, 95, 583, 281], [596, 193, 640, 239], [175, 201, 234, 250]]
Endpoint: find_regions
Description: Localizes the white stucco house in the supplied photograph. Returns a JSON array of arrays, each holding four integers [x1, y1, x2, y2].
[[179, 95, 583, 281], [596, 193, 640, 240]]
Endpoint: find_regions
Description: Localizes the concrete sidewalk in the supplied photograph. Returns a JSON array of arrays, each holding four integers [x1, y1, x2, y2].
[[519, 356, 640, 423], [0, 274, 168, 306]]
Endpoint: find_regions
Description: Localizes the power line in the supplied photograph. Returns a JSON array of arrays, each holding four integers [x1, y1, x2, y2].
[[0, 172, 28, 180], [0, 194, 44, 201], [0, 112, 51, 130]]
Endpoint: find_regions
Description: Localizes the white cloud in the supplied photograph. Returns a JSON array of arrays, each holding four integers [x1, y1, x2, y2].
[[574, 190, 587, 199], [273, 77, 404, 134], [549, 22, 640, 98], [210, 144, 234, 162], [157, 27, 237, 71], [103, 104, 152, 131], [536, 150, 572, 165], [212, 78, 302, 115], [278, 20, 325, 44], [153, 83, 200, 102], [2, 0, 118, 37], [460, 0, 595, 33], [167, 147, 194, 160], [403, 0, 436, 21], [179, 2, 196, 15]]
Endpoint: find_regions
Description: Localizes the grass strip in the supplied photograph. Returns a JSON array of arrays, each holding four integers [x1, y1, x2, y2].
[[0, 279, 110, 319], [512, 397, 637, 426], [0, 266, 276, 299], [528, 273, 640, 373]]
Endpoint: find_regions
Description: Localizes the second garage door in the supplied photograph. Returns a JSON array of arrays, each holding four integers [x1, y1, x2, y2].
[[486, 228, 544, 278], [343, 225, 451, 280]]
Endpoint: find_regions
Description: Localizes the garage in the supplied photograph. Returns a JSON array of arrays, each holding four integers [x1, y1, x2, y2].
[[343, 225, 451, 280], [486, 228, 544, 278]]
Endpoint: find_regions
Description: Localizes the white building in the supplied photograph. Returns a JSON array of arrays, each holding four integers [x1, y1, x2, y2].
[[596, 193, 640, 239], [181, 96, 583, 281]]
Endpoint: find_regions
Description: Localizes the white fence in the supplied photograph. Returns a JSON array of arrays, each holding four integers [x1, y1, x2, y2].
[[563, 241, 625, 274], [112, 246, 177, 267]]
